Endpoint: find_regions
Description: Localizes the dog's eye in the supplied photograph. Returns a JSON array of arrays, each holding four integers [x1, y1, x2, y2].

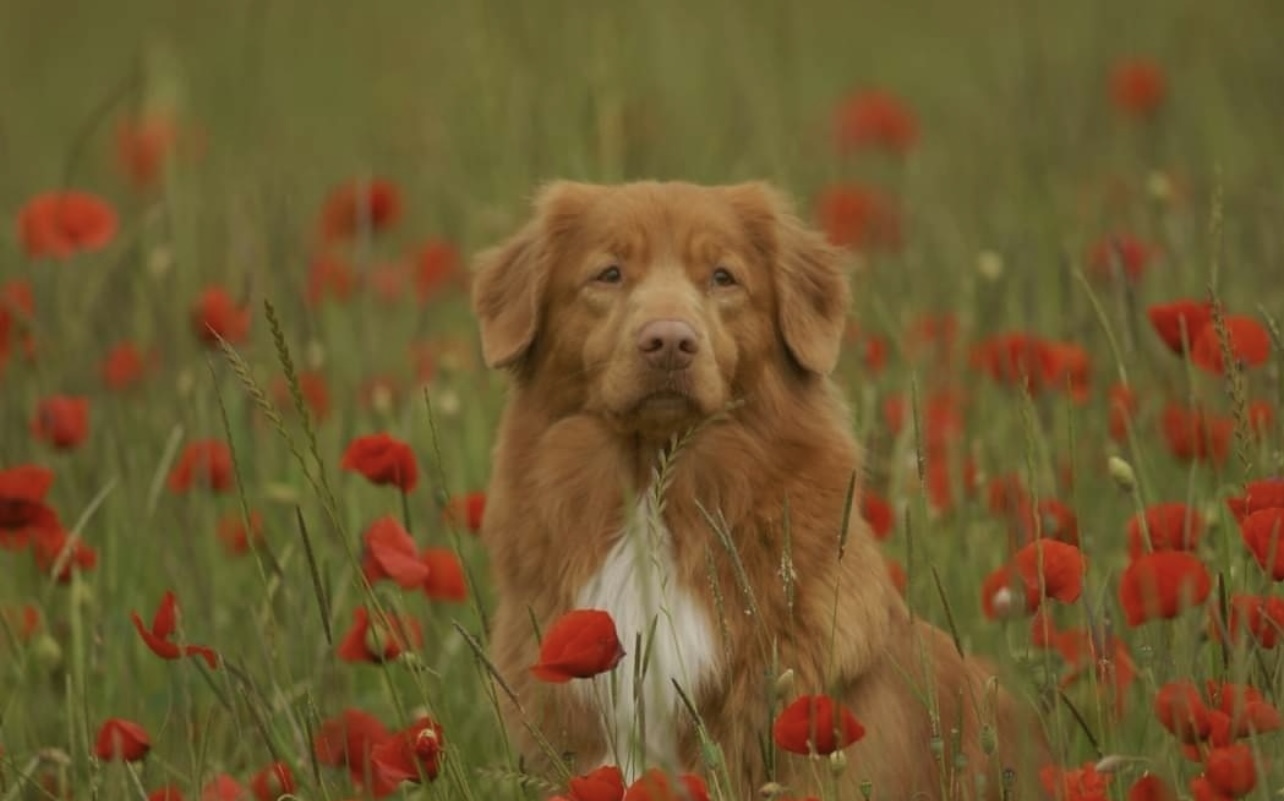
[[594, 265, 623, 284], [710, 267, 737, 288]]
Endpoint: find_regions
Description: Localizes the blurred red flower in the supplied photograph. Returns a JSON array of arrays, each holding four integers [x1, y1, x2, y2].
[[1119, 551, 1211, 626], [342, 433, 418, 493], [1, 603, 42, 640], [567, 765, 625, 801], [772, 695, 865, 756], [0, 279, 36, 374], [31, 527, 97, 582], [1148, 299, 1213, 355], [115, 114, 180, 190], [337, 606, 422, 664], [413, 240, 462, 304], [130, 590, 220, 669], [313, 708, 390, 778], [168, 440, 234, 494], [249, 761, 297, 801], [1088, 234, 1154, 282], [1110, 58, 1167, 119], [0, 464, 59, 550], [191, 287, 251, 347], [443, 491, 486, 533], [216, 510, 263, 555], [1218, 594, 1284, 649], [1160, 404, 1233, 465], [100, 341, 157, 391], [622, 770, 708, 801], [885, 557, 907, 596], [1107, 383, 1139, 443], [147, 785, 187, 801], [200, 774, 246, 801], [421, 547, 468, 602], [1129, 775, 1177, 801], [319, 177, 402, 243], [1127, 502, 1203, 559], [1041, 762, 1111, 801], [1203, 744, 1257, 798], [981, 540, 1085, 619], [1239, 507, 1284, 580], [17, 191, 118, 259], [1155, 680, 1214, 743], [814, 184, 903, 252], [1190, 315, 1271, 375], [31, 395, 89, 451], [94, 718, 151, 762], [270, 370, 331, 423], [530, 609, 625, 683], [832, 88, 919, 157], [361, 516, 430, 588], [306, 254, 358, 307], [1011, 498, 1080, 547], [1226, 478, 1284, 523], [369, 716, 446, 788], [861, 493, 894, 541]]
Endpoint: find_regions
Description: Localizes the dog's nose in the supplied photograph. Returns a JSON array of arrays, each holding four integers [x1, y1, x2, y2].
[[637, 319, 699, 370]]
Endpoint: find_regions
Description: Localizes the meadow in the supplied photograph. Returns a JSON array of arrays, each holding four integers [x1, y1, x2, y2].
[[2, 0, 1284, 799]]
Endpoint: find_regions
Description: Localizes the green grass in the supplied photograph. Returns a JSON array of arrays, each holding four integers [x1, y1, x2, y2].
[[2, 0, 1283, 798]]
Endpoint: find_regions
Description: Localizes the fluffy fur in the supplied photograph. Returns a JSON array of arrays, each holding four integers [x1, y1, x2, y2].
[[471, 180, 1049, 799]]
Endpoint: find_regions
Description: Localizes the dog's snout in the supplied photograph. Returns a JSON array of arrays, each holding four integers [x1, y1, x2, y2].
[[637, 319, 699, 370]]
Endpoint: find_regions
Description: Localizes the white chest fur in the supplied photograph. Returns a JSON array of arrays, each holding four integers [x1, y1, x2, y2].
[[573, 493, 719, 779]]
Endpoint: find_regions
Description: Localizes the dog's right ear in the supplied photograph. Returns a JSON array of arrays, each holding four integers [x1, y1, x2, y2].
[[471, 181, 596, 369]]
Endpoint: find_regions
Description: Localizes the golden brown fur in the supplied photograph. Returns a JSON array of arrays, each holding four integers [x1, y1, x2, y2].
[[471, 181, 1049, 799]]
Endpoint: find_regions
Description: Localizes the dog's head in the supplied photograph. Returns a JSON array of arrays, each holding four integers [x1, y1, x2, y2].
[[471, 181, 850, 436]]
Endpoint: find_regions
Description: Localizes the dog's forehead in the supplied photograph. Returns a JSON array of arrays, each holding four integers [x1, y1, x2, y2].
[[573, 184, 749, 257]]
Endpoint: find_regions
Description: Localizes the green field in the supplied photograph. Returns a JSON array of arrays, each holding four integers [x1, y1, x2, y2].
[[2, 0, 1283, 799]]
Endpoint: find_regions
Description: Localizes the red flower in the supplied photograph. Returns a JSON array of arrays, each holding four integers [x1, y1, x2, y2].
[[270, 370, 331, 423], [1040, 762, 1111, 801], [148, 786, 187, 801], [882, 390, 966, 452], [216, 510, 264, 555], [421, 548, 468, 602], [530, 609, 625, 683], [130, 590, 220, 669], [369, 716, 445, 787], [337, 606, 423, 664], [94, 718, 151, 762], [1119, 551, 1212, 626], [1148, 299, 1213, 355], [360, 516, 431, 588], [30, 395, 89, 451], [1, 603, 42, 640], [1011, 498, 1080, 547], [0, 464, 58, 550], [862, 493, 894, 541], [832, 88, 919, 156], [772, 695, 866, 756], [1155, 680, 1214, 743], [622, 770, 708, 801], [1220, 594, 1284, 648], [191, 287, 251, 347], [568, 765, 625, 801], [1226, 479, 1284, 522], [1205, 682, 1281, 739], [306, 254, 358, 306], [1204, 744, 1257, 798], [313, 708, 390, 776], [1108, 383, 1139, 443], [17, 191, 118, 259], [1127, 502, 1203, 558], [1088, 234, 1154, 282], [443, 491, 486, 533], [982, 540, 1085, 619], [100, 341, 157, 391], [1043, 622, 1137, 716], [971, 333, 1077, 395], [1240, 508, 1284, 580], [1160, 404, 1233, 465], [319, 177, 402, 243], [1190, 776, 1233, 801], [115, 115, 178, 190], [413, 240, 462, 304], [1110, 58, 1167, 119], [1190, 315, 1271, 375], [1129, 776, 1177, 801], [341, 433, 418, 492], [200, 774, 247, 801], [249, 762, 296, 801], [813, 184, 903, 252], [168, 440, 234, 494], [31, 527, 98, 582]]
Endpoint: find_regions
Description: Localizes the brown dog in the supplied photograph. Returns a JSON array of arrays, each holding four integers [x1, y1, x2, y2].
[[470, 180, 1049, 799]]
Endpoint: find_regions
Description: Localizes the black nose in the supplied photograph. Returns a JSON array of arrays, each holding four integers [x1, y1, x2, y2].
[[637, 319, 699, 370]]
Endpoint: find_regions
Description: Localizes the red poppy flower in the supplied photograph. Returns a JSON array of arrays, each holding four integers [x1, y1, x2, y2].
[[100, 341, 157, 391], [568, 764, 625, 801], [216, 510, 263, 555], [1190, 316, 1271, 375], [147, 785, 187, 801], [17, 191, 118, 259], [200, 775, 246, 801], [882, 391, 966, 453], [1110, 58, 1167, 119], [1226, 479, 1284, 523], [341, 433, 418, 493], [337, 606, 422, 664], [360, 516, 430, 588], [94, 718, 151, 762], [421, 548, 468, 602], [1088, 234, 1154, 282], [1190, 776, 1232, 801], [1119, 551, 1212, 626], [813, 184, 903, 252], [130, 590, 220, 669], [0, 464, 58, 550], [861, 493, 894, 541], [1204, 744, 1257, 798], [1, 603, 42, 640], [844, 324, 888, 375], [30, 527, 98, 582], [1155, 680, 1214, 743], [622, 770, 708, 801], [1206, 681, 1281, 738], [1127, 502, 1203, 558], [1041, 341, 1092, 402], [530, 609, 625, 683], [1148, 299, 1213, 355], [369, 716, 445, 787], [922, 449, 978, 515], [1219, 594, 1284, 649], [1129, 775, 1177, 801], [1046, 623, 1137, 717], [191, 287, 251, 347], [1108, 383, 1139, 443], [1240, 508, 1284, 580], [1160, 404, 1233, 465], [971, 333, 1071, 395], [1011, 498, 1080, 547], [772, 695, 865, 756], [1040, 762, 1111, 801], [168, 440, 234, 494], [313, 708, 390, 775], [115, 115, 181, 190], [30, 395, 89, 451], [270, 370, 331, 423], [443, 491, 486, 533], [319, 177, 402, 243], [832, 89, 918, 157], [982, 540, 1085, 619], [249, 761, 296, 801], [368, 260, 410, 305], [306, 254, 358, 306], [413, 240, 462, 304]]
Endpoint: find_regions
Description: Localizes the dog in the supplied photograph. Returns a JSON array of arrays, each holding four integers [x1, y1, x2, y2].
[[470, 180, 1049, 799]]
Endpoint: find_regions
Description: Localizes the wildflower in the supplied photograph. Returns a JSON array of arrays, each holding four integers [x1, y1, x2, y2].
[[1190, 316, 1271, 375], [1109, 58, 1167, 119], [319, 177, 402, 243], [341, 433, 418, 493], [772, 695, 865, 756], [413, 240, 462, 304], [1147, 299, 1212, 355], [831, 88, 919, 156], [1088, 234, 1154, 282], [30, 396, 89, 451], [130, 590, 220, 668], [191, 287, 250, 347], [1239, 508, 1284, 580], [168, 440, 234, 494], [530, 609, 625, 683], [216, 510, 264, 555], [420, 548, 468, 602], [93, 718, 151, 762], [813, 184, 902, 252], [361, 516, 431, 588], [1127, 502, 1203, 558], [17, 191, 118, 259], [443, 491, 486, 533], [249, 761, 297, 801], [1118, 552, 1211, 626], [337, 606, 422, 664]]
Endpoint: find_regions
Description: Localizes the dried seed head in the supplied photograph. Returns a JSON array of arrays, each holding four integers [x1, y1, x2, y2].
[[1107, 456, 1136, 492], [773, 668, 795, 700]]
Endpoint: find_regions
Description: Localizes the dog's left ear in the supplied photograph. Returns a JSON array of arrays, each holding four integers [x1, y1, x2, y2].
[[725, 182, 850, 375]]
